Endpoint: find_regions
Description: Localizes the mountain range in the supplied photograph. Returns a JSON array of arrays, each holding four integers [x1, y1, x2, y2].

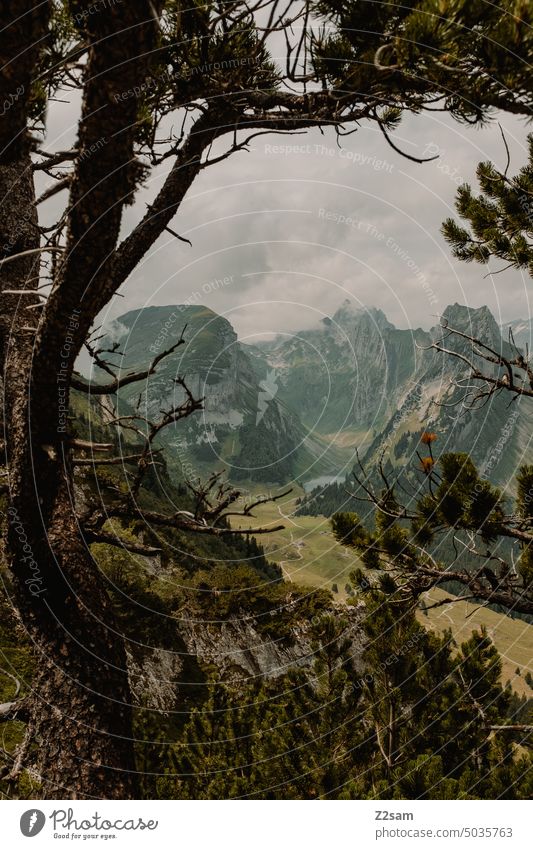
[[97, 300, 533, 489]]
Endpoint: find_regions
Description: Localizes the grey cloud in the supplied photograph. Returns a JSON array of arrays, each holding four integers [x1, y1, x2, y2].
[[38, 95, 533, 340]]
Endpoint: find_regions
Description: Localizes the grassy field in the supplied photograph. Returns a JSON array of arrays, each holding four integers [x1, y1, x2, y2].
[[231, 486, 356, 597], [420, 589, 533, 698], [231, 486, 533, 697]]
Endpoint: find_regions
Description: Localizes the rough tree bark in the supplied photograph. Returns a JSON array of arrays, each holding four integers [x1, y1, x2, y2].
[[1, 0, 162, 799]]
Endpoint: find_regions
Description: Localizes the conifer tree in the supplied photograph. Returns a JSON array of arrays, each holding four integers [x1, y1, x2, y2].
[[159, 597, 531, 799], [161, 615, 362, 799], [331, 444, 533, 615], [442, 133, 533, 276], [343, 591, 529, 800]]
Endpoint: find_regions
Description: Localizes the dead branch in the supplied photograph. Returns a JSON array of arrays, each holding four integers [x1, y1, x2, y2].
[[71, 330, 188, 395], [109, 505, 286, 536], [85, 530, 162, 556], [0, 246, 64, 266], [36, 176, 71, 205], [32, 149, 79, 171], [68, 439, 114, 453], [425, 320, 533, 408], [124, 377, 204, 499], [73, 453, 144, 467], [0, 699, 29, 724]]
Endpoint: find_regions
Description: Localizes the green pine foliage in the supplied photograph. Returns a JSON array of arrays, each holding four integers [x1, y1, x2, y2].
[[155, 597, 532, 799], [312, 1, 532, 124], [159, 614, 361, 799], [442, 134, 533, 276], [331, 447, 533, 613]]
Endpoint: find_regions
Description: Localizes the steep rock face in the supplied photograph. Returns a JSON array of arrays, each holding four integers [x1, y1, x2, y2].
[[126, 644, 185, 713], [110, 304, 255, 431], [363, 303, 531, 486], [101, 305, 341, 483], [125, 605, 364, 712], [259, 301, 428, 434], [97, 300, 533, 489], [179, 602, 364, 683]]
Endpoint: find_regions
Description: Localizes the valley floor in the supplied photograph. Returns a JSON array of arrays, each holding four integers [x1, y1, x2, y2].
[[421, 589, 533, 698], [230, 484, 356, 597], [231, 485, 533, 698]]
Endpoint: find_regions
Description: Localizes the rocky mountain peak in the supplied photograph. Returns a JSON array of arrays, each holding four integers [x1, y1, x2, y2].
[[438, 303, 503, 347], [94, 299, 531, 487], [330, 299, 393, 332]]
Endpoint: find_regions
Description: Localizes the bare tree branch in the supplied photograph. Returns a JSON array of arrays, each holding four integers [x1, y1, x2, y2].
[[426, 320, 533, 408], [72, 328, 188, 395], [85, 530, 162, 557]]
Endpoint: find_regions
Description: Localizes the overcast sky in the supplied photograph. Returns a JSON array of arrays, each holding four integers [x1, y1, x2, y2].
[[40, 95, 533, 344]]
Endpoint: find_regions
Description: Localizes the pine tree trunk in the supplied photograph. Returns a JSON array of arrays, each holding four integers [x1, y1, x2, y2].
[[1, 151, 138, 799]]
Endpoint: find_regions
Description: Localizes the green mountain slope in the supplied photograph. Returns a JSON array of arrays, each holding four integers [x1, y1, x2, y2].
[[91, 301, 533, 493]]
